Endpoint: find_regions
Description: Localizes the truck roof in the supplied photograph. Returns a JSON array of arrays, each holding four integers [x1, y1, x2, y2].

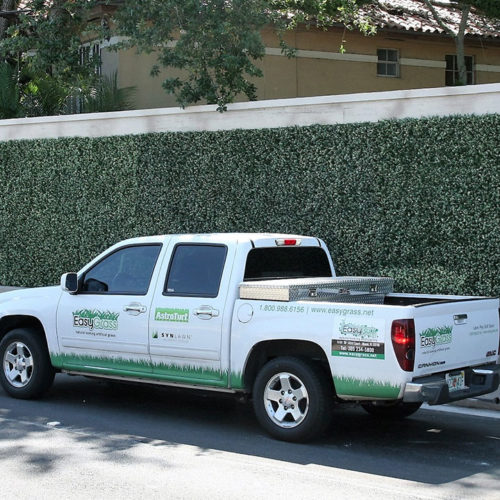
[[115, 233, 320, 246]]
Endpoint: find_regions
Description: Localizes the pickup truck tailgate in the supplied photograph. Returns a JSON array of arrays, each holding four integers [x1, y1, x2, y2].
[[412, 298, 499, 377]]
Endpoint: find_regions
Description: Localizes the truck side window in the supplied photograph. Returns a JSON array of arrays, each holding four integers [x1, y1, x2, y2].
[[164, 244, 227, 297], [81, 245, 162, 295]]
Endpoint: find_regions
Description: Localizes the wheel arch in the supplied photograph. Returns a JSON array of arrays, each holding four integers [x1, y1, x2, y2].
[[242, 339, 334, 394], [0, 315, 48, 348], [0, 318, 56, 398]]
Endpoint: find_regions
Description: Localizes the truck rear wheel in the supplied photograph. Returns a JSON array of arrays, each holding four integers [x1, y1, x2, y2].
[[361, 400, 422, 419], [252, 357, 333, 442], [0, 328, 55, 399]]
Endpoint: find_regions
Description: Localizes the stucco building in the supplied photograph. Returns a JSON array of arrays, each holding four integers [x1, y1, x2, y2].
[[92, 0, 500, 109]]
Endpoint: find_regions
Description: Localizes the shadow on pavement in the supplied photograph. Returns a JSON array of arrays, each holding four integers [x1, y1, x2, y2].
[[0, 373, 498, 485]]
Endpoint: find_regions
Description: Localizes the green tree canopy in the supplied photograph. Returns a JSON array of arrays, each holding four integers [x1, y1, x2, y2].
[[112, 0, 372, 111], [0, 1, 136, 117], [0, 1, 98, 80], [114, 0, 270, 111], [2, 1, 499, 115]]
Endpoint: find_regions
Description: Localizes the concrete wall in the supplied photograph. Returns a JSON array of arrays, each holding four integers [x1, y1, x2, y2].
[[1, 83, 499, 142]]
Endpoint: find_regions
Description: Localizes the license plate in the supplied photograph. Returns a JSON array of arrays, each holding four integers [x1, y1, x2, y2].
[[446, 371, 466, 392]]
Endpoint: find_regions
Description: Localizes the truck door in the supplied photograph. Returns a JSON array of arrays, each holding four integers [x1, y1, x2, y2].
[[149, 242, 234, 385], [56, 243, 164, 374]]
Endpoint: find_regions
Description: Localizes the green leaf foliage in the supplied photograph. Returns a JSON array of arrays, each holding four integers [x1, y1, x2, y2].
[[460, 1, 500, 18], [114, 0, 270, 111], [112, 0, 373, 110], [0, 1, 98, 82], [0, 61, 22, 119], [0, 114, 499, 298], [0, 1, 121, 118]]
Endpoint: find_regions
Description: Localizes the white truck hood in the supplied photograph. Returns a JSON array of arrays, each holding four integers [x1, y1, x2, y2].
[[0, 286, 61, 313]]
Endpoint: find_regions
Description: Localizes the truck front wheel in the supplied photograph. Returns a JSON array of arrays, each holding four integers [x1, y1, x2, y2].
[[0, 328, 55, 399], [252, 357, 333, 442], [361, 400, 422, 419]]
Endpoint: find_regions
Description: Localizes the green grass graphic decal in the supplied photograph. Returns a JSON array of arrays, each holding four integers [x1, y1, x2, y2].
[[50, 352, 244, 389], [419, 325, 453, 347], [334, 376, 401, 398], [420, 325, 453, 337], [73, 310, 119, 320], [230, 371, 244, 389]]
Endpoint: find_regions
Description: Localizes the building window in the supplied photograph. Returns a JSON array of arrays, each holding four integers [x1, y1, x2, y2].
[[79, 42, 101, 76], [445, 55, 474, 85], [377, 49, 399, 77]]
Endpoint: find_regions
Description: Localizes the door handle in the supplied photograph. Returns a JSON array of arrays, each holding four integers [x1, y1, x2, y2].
[[194, 306, 220, 319], [124, 303, 147, 315]]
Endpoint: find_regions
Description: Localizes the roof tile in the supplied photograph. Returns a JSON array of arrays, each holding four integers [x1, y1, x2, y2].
[[361, 0, 500, 38]]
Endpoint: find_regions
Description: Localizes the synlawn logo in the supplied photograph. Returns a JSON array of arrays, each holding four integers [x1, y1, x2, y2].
[[155, 308, 189, 323], [73, 310, 119, 331], [420, 325, 453, 348]]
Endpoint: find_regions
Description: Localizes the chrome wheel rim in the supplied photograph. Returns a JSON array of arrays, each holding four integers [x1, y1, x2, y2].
[[263, 372, 309, 429], [3, 341, 34, 388]]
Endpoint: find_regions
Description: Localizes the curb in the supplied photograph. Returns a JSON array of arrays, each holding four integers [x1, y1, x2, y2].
[[451, 397, 500, 412]]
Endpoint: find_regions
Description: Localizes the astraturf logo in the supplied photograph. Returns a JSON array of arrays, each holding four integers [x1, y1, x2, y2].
[[155, 308, 189, 323]]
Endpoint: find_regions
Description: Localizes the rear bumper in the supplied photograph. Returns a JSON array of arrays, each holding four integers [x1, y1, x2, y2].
[[403, 363, 500, 405]]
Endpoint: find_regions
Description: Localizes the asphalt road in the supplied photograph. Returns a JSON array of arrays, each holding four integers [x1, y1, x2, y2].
[[0, 374, 499, 500]]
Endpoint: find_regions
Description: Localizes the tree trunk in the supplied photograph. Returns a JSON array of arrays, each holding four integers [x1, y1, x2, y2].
[[454, 4, 471, 85], [423, 0, 474, 86], [455, 32, 466, 85], [0, 0, 17, 41]]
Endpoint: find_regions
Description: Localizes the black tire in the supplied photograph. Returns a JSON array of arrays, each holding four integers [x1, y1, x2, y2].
[[252, 357, 334, 442], [360, 400, 422, 419], [0, 328, 55, 399]]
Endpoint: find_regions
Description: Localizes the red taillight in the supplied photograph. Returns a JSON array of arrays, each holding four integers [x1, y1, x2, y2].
[[275, 238, 301, 246], [391, 319, 415, 372]]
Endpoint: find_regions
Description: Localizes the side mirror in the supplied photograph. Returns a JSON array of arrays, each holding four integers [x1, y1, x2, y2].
[[61, 272, 78, 294]]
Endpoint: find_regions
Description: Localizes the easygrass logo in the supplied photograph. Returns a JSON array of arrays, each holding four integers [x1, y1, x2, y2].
[[155, 308, 189, 323], [420, 325, 453, 348], [339, 320, 378, 340], [73, 310, 119, 331]]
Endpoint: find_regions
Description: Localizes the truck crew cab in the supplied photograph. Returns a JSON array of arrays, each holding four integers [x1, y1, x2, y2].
[[1, 233, 499, 442]]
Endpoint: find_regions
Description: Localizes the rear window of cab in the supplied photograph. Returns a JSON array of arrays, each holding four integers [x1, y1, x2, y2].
[[244, 247, 332, 281]]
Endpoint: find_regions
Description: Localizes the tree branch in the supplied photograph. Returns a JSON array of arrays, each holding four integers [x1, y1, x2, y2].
[[423, 0, 457, 38]]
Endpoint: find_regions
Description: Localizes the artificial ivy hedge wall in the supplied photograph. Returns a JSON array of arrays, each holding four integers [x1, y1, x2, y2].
[[0, 114, 498, 296]]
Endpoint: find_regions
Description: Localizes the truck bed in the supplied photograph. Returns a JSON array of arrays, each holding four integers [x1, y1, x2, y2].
[[384, 293, 491, 307], [239, 277, 493, 308], [238, 277, 499, 383], [239, 277, 394, 304]]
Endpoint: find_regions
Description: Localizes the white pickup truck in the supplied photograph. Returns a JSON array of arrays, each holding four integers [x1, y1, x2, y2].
[[0, 233, 499, 441]]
